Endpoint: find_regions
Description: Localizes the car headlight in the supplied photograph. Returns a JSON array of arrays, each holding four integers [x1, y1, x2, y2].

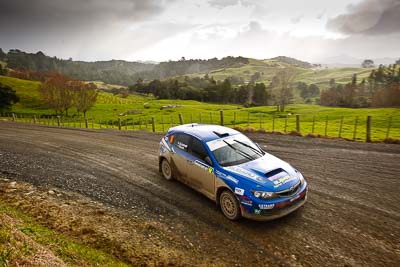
[[251, 190, 275, 199], [296, 170, 304, 182], [295, 169, 305, 186]]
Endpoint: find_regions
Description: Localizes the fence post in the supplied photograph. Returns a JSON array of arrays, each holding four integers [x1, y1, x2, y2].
[[132, 117, 135, 131], [296, 115, 300, 133], [312, 115, 315, 134], [199, 112, 202, 123], [272, 115, 275, 132], [284, 115, 288, 133], [324, 116, 328, 136], [220, 110, 224, 126], [233, 112, 236, 127], [118, 118, 121, 130], [366, 115, 372, 142], [12, 113, 15, 122], [338, 116, 344, 138], [152, 117, 156, 132], [57, 116, 61, 127], [99, 119, 102, 129], [353, 116, 359, 141], [179, 113, 184, 125], [247, 112, 250, 127], [386, 117, 392, 139], [161, 116, 164, 132], [125, 120, 127, 130], [33, 115, 37, 124], [210, 112, 213, 124], [92, 118, 95, 129], [190, 113, 193, 124], [259, 113, 262, 129]]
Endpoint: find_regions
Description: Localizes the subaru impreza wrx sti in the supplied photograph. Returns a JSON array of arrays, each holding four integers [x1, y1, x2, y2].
[[159, 124, 308, 221]]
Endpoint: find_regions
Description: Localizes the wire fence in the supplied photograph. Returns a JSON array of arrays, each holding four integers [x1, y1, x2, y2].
[[1, 111, 398, 143]]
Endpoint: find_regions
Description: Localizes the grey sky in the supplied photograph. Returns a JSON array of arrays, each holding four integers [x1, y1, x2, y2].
[[0, 0, 399, 62]]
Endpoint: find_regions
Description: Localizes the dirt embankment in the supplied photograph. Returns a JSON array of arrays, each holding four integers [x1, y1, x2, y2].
[[0, 122, 399, 266]]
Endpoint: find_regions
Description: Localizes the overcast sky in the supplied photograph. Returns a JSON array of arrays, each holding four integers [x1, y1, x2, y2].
[[0, 0, 399, 62]]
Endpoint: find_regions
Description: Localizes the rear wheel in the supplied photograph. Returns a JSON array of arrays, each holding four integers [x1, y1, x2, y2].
[[161, 159, 173, 180], [220, 190, 241, 220]]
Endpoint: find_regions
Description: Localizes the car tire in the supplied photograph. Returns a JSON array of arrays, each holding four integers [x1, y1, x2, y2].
[[220, 190, 242, 220], [161, 159, 173, 180]]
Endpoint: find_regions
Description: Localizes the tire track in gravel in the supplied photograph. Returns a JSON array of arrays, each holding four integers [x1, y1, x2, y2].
[[1, 122, 400, 266]]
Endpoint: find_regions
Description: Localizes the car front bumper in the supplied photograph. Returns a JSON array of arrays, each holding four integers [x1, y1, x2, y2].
[[241, 187, 308, 221]]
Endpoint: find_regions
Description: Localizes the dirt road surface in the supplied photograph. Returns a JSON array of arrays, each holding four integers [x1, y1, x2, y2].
[[1, 121, 399, 266]]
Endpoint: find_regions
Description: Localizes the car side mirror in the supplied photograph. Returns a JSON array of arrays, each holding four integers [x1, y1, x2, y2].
[[205, 156, 213, 166]]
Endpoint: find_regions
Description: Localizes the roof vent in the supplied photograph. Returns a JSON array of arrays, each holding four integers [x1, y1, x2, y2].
[[213, 131, 229, 138]]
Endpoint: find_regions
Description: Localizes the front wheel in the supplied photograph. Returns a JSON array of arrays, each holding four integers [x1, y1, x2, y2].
[[220, 190, 241, 220], [161, 159, 173, 180]]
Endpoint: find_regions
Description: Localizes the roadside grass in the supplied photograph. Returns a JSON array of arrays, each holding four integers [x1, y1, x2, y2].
[[0, 203, 129, 266], [2, 75, 399, 142]]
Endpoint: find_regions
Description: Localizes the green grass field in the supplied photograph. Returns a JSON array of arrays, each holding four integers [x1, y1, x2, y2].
[[1, 75, 399, 142]]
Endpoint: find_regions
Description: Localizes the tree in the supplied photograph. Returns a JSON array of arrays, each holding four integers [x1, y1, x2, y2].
[[0, 83, 19, 111], [0, 64, 7, 76], [362, 59, 374, 68], [0, 48, 6, 60], [236, 84, 250, 105], [40, 74, 74, 115], [308, 84, 320, 97], [297, 82, 308, 98], [218, 79, 232, 103], [271, 68, 296, 112], [252, 83, 268, 105], [71, 81, 98, 118]]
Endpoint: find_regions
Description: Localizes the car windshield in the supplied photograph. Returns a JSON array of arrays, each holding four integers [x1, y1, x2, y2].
[[207, 134, 264, 167]]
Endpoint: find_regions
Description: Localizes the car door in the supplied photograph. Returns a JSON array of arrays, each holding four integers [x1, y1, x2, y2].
[[187, 136, 216, 199], [170, 133, 191, 181]]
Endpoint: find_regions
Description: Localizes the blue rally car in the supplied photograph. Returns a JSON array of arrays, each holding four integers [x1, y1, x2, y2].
[[159, 124, 308, 221]]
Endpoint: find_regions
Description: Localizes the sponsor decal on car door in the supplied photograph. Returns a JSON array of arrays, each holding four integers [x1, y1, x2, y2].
[[186, 137, 215, 198], [170, 134, 191, 180]]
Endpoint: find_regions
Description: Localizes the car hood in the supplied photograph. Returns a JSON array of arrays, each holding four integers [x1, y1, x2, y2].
[[224, 153, 299, 191]]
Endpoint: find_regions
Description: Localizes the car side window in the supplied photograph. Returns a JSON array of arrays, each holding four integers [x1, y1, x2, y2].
[[190, 137, 209, 161], [172, 133, 190, 152]]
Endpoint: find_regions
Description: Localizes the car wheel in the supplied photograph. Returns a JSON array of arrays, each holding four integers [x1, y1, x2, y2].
[[220, 190, 241, 220], [161, 159, 173, 180]]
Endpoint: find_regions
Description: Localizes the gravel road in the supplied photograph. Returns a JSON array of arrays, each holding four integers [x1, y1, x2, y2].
[[1, 121, 399, 266]]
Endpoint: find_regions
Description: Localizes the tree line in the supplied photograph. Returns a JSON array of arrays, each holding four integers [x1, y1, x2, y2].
[[1, 48, 250, 85], [129, 68, 298, 111], [320, 64, 400, 107]]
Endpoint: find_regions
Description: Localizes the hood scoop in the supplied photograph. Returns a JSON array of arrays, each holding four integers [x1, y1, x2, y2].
[[264, 168, 295, 188], [265, 168, 286, 178]]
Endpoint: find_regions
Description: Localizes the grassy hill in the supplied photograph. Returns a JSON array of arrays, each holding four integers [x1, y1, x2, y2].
[[178, 58, 371, 87], [2, 48, 373, 90], [1, 75, 399, 142]]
